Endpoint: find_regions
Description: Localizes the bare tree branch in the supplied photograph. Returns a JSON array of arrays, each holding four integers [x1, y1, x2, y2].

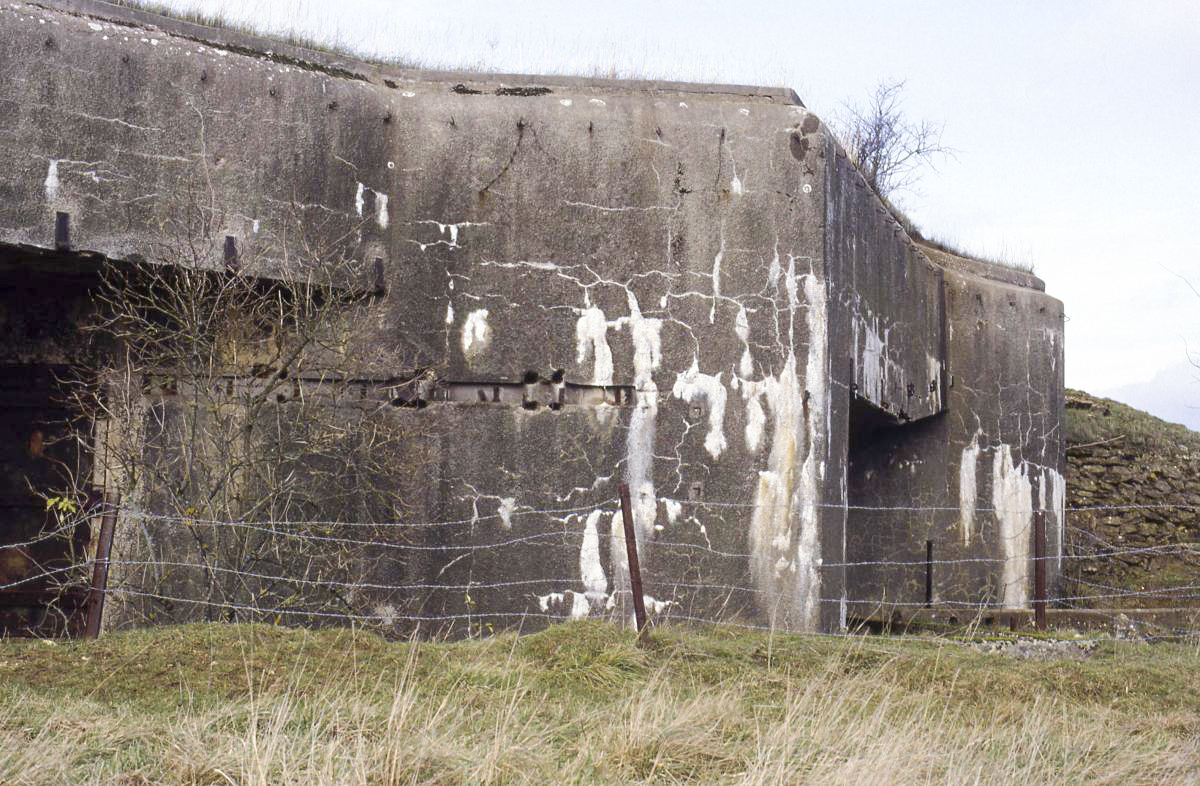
[[833, 80, 954, 199]]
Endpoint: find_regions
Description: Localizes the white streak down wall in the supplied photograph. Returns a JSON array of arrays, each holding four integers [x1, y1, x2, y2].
[[1043, 467, 1066, 570], [992, 444, 1033, 608], [672, 357, 728, 460], [575, 306, 615, 385], [746, 257, 824, 631], [580, 509, 608, 614], [794, 274, 827, 629], [613, 290, 662, 627], [461, 309, 492, 365], [959, 431, 982, 546]]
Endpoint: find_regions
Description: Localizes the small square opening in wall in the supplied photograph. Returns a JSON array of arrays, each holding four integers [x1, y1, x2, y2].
[[54, 212, 70, 250], [688, 481, 704, 501]]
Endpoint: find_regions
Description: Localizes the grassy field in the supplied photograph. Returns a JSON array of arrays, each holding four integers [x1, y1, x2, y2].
[[1, 622, 1198, 785]]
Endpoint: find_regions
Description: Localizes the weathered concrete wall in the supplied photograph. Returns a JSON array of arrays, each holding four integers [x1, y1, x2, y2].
[[0, 0, 1065, 633]]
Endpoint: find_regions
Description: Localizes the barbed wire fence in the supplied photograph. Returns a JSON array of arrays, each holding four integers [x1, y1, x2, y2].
[[2, 492, 1199, 641]]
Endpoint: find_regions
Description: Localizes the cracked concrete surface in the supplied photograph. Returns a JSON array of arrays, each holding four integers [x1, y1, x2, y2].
[[0, 0, 1065, 633]]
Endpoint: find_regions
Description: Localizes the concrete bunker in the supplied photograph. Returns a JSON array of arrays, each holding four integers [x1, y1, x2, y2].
[[0, 0, 1065, 636]]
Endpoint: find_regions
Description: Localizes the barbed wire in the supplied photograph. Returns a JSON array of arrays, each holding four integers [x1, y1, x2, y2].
[[7, 555, 1200, 610], [123, 500, 615, 530], [4, 494, 1199, 638]]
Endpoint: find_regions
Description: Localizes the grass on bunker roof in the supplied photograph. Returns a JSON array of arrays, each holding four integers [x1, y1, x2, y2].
[[104, 0, 654, 77], [1, 621, 1198, 784]]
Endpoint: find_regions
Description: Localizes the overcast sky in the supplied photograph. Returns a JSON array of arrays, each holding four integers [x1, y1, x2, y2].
[[153, 0, 1200, 427]]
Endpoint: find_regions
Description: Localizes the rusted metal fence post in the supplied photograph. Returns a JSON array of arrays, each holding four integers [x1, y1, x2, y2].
[[617, 483, 648, 636], [84, 494, 119, 638], [1033, 510, 1047, 632]]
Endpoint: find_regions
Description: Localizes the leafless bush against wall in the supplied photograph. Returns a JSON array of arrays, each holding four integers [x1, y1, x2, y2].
[[54, 206, 435, 630], [832, 80, 951, 200]]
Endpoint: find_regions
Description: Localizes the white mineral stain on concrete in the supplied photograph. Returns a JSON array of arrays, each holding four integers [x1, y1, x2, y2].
[[496, 496, 516, 529], [613, 290, 662, 628], [537, 592, 564, 612], [579, 509, 608, 616], [435, 221, 478, 246], [855, 315, 891, 406], [461, 308, 492, 364], [730, 173, 744, 195], [748, 354, 803, 621], [1044, 467, 1066, 570], [44, 159, 59, 202], [662, 498, 682, 525], [795, 273, 827, 626], [709, 236, 723, 323], [735, 305, 754, 378], [538, 589, 597, 620], [927, 354, 943, 411], [376, 192, 389, 228], [672, 357, 728, 460], [574, 306, 615, 385], [767, 244, 782, 290], [643, 595, 673, 614], [747, 255, 824, 631], [569, 591, 590, 619], [743, 387, 766, 454], [444, 303, 454, 325], [992, 444, 1033, 608], [959, 430, 982, 546], [354, 182, 365, 216]]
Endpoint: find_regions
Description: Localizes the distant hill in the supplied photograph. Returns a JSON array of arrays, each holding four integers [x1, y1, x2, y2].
[[1064, 389, 1200, 609]]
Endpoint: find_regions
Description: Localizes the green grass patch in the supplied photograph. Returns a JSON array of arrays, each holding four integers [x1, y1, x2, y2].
[[1066, 388, 1200, 450], [2, 622, 1198, 783]]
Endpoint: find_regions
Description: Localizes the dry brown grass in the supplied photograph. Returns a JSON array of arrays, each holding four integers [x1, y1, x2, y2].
[[1, 622, 1198, 784]]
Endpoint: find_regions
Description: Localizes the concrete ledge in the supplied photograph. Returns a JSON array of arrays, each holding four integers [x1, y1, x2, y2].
[[47, 0, 804, 104], [918, 242, 1046, 292]]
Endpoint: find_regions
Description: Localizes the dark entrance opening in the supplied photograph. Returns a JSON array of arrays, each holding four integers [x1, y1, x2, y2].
[[0, 245, 103, 636], [0, 364, 93, 635], [844, 396, 947, 624]]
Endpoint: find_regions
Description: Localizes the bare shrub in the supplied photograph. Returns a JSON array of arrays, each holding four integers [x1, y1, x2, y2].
[[833, 80, 952, 200], [55, 205, 433, 630]]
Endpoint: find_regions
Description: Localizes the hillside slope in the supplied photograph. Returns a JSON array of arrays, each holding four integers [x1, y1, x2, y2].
[[1065, 389, 1200, 607]]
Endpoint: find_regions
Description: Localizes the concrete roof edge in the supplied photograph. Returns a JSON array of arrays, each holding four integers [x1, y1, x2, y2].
[[40, 0, 804, 105], [917, 243, 1048, 294]]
